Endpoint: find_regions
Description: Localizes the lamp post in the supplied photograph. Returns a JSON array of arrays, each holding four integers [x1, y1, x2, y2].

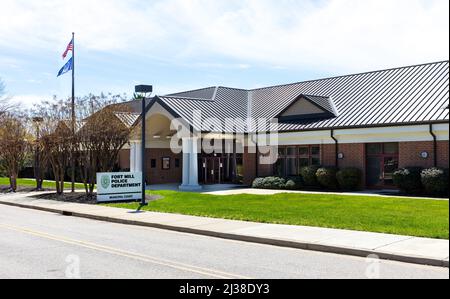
[[134, 85, 153, 207], [32, 116, 44, 191]]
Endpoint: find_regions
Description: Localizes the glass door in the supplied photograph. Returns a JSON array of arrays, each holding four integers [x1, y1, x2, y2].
[[366, 143, 399, 188]]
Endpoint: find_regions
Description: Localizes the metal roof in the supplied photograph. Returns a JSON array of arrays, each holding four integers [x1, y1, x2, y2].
[[114, 112, 140, 128], [123, 61, 449, 133], [251, 60, 449, 132]]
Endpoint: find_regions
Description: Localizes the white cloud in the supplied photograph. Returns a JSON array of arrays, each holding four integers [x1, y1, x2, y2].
[[10, 94, 51, 107], [0, 0, 448, 73]]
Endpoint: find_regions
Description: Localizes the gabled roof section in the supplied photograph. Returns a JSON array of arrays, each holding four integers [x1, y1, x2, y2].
[[277, 94, 338, 121], [61, 120, 86, 132], [114, 112, 140, 128]]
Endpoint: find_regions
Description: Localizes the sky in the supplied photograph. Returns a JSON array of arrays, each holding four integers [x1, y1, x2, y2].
[[0, 0, 449, 107]]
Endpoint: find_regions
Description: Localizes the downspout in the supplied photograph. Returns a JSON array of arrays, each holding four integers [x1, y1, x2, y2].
[[255, 141, 259, 178], [429, 124, 438, 167], [331, 129, 339, 168]]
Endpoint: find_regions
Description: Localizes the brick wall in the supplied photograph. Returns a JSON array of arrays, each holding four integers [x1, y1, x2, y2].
[[146, 148, 182, 184], [321, 144, 337, 167], [437, 141, 449, 169], [118, 149, 130, 170], [337, 143, 366, 170], [243, 147, 256, 186], [399, 141, 449, 169]]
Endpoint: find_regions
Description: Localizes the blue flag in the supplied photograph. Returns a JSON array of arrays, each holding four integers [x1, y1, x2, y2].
[[57, 57, 73, 77]]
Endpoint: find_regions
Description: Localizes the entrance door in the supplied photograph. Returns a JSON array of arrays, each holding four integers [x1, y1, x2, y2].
[[366, 143, 399, 188], [201, 157, 225, 184]]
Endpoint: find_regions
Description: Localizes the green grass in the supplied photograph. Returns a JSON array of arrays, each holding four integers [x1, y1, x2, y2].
[[0, 177, 86, 190], [106, 190, 449, 239]]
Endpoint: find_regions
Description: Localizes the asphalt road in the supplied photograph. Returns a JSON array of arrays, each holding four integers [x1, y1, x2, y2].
[[0, 204, 448, 279]]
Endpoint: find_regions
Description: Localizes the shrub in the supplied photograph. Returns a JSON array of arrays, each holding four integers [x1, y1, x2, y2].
[[316, 167, 339, 190], [285, 176, 303, 190], [393, 167, 423, 194], [421, 168, 449, 196], [336, 168, 363, 191], [252, 178, 265, 189], [252, 177, 286, 190], [300, 166, 320, 187]]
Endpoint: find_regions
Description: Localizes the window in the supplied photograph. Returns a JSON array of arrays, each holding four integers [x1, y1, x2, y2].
[[311, 146, 321, 166], [275, 146, 321, 177], [150, 159, 157, 169], [162, 157, 170, 170]]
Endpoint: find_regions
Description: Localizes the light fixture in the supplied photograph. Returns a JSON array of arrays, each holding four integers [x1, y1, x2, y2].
[[420, 151, 429, 159]]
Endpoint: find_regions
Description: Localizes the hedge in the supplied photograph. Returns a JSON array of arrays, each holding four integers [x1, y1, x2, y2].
[[336, 168, 363, 191], [316, 167, 339, 190], [393, 167, 423, 194], [421, 168, 449, 196]]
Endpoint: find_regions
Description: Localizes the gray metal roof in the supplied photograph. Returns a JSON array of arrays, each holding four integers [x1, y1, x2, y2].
[[168, 87, 217, 100], [250, 60, 449, 132], [123, 61, 449, 133], [114, 112, 140, 128]]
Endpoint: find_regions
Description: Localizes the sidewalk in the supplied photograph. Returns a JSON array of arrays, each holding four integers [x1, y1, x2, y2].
[[1, 192, 448, 268]]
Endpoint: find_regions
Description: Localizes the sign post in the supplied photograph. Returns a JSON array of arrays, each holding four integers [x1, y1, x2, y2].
[[96, 172, 143, 203]]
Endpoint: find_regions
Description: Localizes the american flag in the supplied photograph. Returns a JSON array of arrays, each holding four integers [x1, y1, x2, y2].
[[62, 38, 73, 59]]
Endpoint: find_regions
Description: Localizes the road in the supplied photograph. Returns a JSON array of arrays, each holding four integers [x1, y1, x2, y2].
[[0, 204, 448, 279]]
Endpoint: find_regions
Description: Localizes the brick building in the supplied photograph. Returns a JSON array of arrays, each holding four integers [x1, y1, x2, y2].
[[115, 61, 449, 190]]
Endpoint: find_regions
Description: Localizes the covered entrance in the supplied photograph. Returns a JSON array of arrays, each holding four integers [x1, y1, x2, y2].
[[366, 143, 399, 188], [199, 152, 243, 185]]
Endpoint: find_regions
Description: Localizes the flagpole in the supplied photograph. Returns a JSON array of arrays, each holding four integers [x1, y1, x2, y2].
[[71, 32, 76, 193]]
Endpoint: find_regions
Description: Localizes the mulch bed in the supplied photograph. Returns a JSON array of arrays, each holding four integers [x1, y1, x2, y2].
[[0, 185, 52, 194], [32, 192, 98, 204], [31, 192, 163, 205]]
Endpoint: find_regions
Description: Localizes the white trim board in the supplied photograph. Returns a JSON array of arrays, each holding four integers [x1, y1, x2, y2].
[[265, 124, 449, 146]]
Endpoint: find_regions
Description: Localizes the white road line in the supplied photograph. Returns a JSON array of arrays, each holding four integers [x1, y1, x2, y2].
[[0, 223, 251, 279]]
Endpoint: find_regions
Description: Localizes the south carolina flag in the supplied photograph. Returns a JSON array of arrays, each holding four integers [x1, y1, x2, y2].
[[57, 57, 73, 77]]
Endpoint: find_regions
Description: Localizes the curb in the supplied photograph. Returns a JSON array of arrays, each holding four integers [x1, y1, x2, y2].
[[1, 199, 448, 269]]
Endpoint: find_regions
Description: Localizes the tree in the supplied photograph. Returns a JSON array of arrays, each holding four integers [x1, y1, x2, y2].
[[33, 98, 72, 195], [32, 93, 131, 197], [74, 94, 132, 197], [31, 117, 48, 190], [0, 114, 30, 192]]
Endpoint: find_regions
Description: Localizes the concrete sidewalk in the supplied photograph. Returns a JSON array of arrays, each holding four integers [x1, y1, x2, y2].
[[1, 192, 448, 268]]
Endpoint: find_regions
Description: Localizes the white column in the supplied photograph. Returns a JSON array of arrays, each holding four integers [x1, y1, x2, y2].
[[135, 141, 143, 173], [189, 137, 200, 187], [179, 137, 202, 191], [130, 142, 136, 172], [181, 137, 191, 188]]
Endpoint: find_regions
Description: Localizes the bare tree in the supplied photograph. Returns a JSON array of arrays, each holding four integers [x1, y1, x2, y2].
[[0, 114, 30, 192], [75, 94, 132, 197], [34, 98, 72, 195], [30, 93, 131, 197]]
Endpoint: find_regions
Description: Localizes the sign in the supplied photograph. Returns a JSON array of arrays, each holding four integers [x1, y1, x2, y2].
[[96, 172, 142, 203]]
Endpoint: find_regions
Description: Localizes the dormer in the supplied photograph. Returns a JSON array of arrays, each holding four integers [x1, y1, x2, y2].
[[277, 94, 338, 122]]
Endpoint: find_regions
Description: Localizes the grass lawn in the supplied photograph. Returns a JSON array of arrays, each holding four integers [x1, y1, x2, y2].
[[0, 177, 86, 190], [107, 190, 449, 239]]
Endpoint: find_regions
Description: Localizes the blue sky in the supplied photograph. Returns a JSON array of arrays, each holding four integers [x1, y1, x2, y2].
[[0, 0, 449, 106]]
